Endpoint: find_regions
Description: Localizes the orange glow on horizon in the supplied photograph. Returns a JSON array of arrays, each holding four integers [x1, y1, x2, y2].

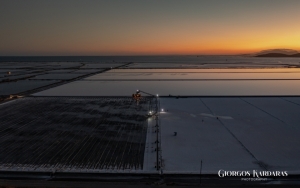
[[1, 1, 300, 56], [33, 31, 300, 56]]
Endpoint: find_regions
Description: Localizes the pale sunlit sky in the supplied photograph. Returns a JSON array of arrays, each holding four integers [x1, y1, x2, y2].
[[0, 0, 300, 56]]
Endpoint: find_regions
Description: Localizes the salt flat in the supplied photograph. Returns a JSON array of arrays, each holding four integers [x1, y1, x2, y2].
[[159, 97, 300, 174], [0, 97, 150, 173], [1, 60, 300, 177], [1, 96, 299, 175], [159, 98, 259, 174]]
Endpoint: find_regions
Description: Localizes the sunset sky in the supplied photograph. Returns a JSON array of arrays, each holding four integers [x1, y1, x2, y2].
[[1, 0, 300, 56]]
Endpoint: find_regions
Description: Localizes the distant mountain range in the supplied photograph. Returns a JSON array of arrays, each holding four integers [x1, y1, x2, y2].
[[256, 53, 300, 57], [254, 49, 300, 57]]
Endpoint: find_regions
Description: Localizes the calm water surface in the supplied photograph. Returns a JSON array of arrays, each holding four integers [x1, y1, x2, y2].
[[35, 68, 300, 96]]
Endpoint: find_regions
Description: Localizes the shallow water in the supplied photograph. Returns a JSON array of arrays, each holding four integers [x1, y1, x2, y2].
[[34, 67, 300, 96], [34, 80, 300, 96], [85, 72, 300, 80], [108, 68, 300, 73]]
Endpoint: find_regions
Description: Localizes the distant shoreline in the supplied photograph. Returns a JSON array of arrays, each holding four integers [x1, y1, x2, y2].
[[255, 53, 300, 57]]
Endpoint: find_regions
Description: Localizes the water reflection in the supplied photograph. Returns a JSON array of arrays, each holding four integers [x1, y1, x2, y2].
[[108, 68, 300, 73], [35, 80, 300, 96], [35, 68, 300, 96], [86, 72, 300, 80]]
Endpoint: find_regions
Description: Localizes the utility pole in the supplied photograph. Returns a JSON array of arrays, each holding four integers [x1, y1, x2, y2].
[[200, 160, 203, 185]]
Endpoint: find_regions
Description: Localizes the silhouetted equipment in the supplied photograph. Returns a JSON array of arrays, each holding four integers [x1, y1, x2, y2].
[[132, 90, 142, 101], [174, 132, 177, 136]]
